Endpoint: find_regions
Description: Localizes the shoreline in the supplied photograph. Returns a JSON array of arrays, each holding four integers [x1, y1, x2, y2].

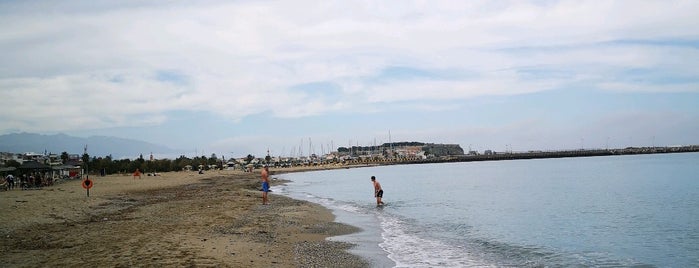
[[274, 168, 398, 268], [0, 170, 369, 267]]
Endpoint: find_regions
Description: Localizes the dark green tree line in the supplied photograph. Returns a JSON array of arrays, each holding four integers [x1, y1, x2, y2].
[[83, 154, 227, 175]]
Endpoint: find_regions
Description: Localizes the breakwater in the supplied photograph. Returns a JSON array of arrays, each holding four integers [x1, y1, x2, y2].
[[415, 145, 699, 164], [274, 145, 699, 169]]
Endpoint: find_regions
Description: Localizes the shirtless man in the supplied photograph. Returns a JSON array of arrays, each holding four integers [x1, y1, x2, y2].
[[261, 165, 270, 205], [371, 176, 384, 206]]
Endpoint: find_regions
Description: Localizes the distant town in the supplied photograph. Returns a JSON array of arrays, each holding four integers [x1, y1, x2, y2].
[[2, 142, 698, 188], [0, 142, 463, 178]]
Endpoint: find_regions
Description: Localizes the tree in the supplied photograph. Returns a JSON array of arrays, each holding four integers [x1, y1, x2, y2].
[[89, 157, 101, 175], [99, 155, 115, 174], [173, 155, 190, 171], [132, 154, 145, 171], [208, 153, 218, 166], [115, 159, 132, 174], [82, 153, 90, 173], [60, 151, 69, 164]]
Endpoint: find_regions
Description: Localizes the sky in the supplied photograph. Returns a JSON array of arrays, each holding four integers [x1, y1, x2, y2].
[[1, 0, 698, 159]]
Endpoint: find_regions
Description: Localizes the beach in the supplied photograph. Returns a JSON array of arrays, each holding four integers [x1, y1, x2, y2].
[[0, 169, 368, 267]]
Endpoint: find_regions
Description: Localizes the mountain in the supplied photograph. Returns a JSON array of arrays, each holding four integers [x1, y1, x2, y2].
[[0, 132, 177, 159]]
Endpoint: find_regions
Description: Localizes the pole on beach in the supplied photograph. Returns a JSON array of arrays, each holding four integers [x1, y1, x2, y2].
[[82, 172, 93, 196], [81, 144, 93, 197]]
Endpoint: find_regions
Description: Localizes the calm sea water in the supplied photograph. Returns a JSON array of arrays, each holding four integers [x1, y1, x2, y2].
[[278, 153, 699, 267]]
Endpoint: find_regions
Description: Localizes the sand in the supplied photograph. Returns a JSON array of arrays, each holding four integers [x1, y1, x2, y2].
[[0, 169, 369, 267]]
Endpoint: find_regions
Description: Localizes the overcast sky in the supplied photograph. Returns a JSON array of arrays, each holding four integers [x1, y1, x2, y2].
[[1, 0, 698, 158]]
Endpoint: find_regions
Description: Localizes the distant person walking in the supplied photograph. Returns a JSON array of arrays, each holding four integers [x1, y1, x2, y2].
[[133, 168, 142, 180], [371, 176, 384, 206], [5, 174, 14, 190], [261, 165, 270, 205]]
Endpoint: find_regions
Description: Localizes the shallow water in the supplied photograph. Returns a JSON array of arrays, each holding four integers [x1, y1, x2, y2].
[[280, 153, 699, 267]]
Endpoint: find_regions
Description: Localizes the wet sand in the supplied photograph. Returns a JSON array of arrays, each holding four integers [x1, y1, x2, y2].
[[0, 170, 368, 267]]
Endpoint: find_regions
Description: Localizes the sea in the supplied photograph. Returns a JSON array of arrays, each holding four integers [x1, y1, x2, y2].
[[277, 152, 699, 267]]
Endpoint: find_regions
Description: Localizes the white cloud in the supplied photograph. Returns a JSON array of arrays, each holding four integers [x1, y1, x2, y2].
[[1, 0, 698, 136], [597, 82, 699, 93]]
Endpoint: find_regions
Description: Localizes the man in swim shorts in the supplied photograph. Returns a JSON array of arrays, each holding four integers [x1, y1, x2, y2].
[[261, 165, 270, 205], [371, 176, 384, 206]]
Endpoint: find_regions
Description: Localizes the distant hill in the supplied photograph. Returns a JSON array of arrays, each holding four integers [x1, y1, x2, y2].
[[0, 132, 177, 159]]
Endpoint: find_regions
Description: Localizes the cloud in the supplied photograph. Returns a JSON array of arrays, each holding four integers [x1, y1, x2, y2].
[[1, 0, 698, 137]]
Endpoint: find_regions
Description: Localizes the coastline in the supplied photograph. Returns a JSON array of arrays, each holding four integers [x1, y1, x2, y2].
[[0, 170, 368, 267], [276, 169, 397, 268]]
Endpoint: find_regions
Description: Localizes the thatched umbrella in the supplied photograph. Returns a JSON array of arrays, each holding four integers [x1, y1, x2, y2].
[[17, 161, 51, 186], [0, 166, 16, 176], [18, 161, 50, 170]]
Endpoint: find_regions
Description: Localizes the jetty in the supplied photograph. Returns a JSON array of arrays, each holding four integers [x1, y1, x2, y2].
[[405, 145, 699, 165]]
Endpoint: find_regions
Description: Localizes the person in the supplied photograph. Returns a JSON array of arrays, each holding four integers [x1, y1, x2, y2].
[[371, 176, 384, 206], [20, 174, 27, 190], [5, 174, 14, 190], [261, 165, 270, 205], [133, 168, 142, 180]]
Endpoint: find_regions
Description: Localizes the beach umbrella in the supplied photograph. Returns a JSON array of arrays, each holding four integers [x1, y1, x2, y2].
[[18, 161, 50, 170]]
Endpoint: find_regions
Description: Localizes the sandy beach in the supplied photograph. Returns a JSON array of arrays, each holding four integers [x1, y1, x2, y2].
[[0, 169, 368, 267]]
